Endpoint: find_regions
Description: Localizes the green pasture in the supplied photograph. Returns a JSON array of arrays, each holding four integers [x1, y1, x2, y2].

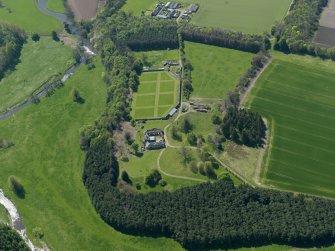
[[46, 0, 65, 13], [134, 49, 179, 68], [132, 71, 179, 119], [185, 41, 253, 99], [246, 56, 335, 198], [0, 37, 74, 113], [0, 205, 10, 224], [0, 0, 62, 34], [122, 0, 157, 15], [183, 0, 291, 34], [0, 58, 183, 250]]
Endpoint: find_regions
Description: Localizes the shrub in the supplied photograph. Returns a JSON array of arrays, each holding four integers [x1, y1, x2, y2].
[[187, 132, 197, 146], [51, 31, 59, 41], [145, 170, 162, 188], [31, 33, 40, 42], [121, 171, 132, 184]]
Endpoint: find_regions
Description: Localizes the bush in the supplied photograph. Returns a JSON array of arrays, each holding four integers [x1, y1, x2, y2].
[[187, 132, 197, 146], [189, 161, 198, 174], [31, 33, 40, 42], [121, 171, 132, 184], [51, 31, 59, 41], [180, 117, 193, 133], [171, 126, 182, 141], [72, 88, 84, 103], [9, 176, 25, 198], [159, 180, 167, 187], [145, 170, 162, 188]]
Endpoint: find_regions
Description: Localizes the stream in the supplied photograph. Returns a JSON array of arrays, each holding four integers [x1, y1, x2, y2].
[[0, 1, 96, 250]]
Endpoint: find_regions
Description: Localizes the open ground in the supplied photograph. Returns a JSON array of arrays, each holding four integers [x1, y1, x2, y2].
[[68, 0, 99, 21], [0, 0, 62, 34], [0, 37, 74, 113], [245, 53, 335, 198], [0, 58, 183, 250], [131, 71, 179, 119], [314, 0, 335, 47], [185, 41, 254, 100]]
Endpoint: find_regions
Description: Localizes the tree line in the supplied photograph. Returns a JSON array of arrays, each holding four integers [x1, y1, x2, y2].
[[0, 22, 26, 79], [0, 224, 29, 251], [179, 24, 266, 53]]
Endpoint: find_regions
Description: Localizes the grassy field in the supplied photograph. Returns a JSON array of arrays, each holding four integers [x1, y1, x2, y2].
[[183, 0, 291, 34], [0, 58, 183, 250], [46, 0, 65, 13], [0, 37, 74, 113], [134, 49, 179, 68], [131, 71, 179, 119], [121, 0, 290, 33], [0, 0, 62, 34], [121, 0, 157, 15], [0, 205, 10, 224], [246, 55, 335, 198], [185, 41, 254, 99]]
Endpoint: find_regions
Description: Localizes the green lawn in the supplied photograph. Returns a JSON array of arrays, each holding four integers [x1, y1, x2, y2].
[[183, 0, 291, 34], [0, 37, 74, 113], [246, 55, 335, 198], [0, 205, 10, 224], [122, 0, 157, 15], [132, 71, 179, 119], [0, 58, 183, 251], [0, 0, 62, 34], [185, 41, 254, 99], [134, 49, 179, 68], [46, 0, 65, 13]]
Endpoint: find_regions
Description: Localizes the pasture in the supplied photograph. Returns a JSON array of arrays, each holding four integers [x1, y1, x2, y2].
[[131, 71, 179, 119], [46, 0, 65, 13], [122, 0, 157, 15], [0, 37, 74, 113], [0, 59, 182, 250], [183, 0, 291, 34], [246, 56, 335, 198], [0, 0, 62, 34], [134, 49, 179, 68], [185, 41, 253, 99]]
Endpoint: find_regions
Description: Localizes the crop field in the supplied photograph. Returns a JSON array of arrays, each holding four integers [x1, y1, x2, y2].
[[0, 59, 182, 250], [246, 57, 335, 198], [46, 0, 65, 13], [0, 37, 74, 113], [183, 0, 291, 34], [0, 0, 62, 34], [131, 71, 179, 119], [185, 41, 253, 99]]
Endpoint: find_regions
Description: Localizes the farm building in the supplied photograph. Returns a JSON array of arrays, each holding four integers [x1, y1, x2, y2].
[[143, 129, 166, 150], [188, 4, 199, 13], [168, 107, 178, 117], [165, 1, 180, 9]]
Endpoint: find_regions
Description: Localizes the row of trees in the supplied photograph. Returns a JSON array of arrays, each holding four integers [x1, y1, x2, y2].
[[0, 22, 26, 79], [0, 224, 29, 250], [179, 24, 266, 53], [272, 0, 331, 58]]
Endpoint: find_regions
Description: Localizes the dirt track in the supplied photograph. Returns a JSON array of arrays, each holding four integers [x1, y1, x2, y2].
[[68, 0, 99, 21]]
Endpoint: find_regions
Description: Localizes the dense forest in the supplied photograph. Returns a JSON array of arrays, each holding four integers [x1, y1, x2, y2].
[[80, 1, 335, 249], [0, 224, 29, 251], [221, 107, 266, 147], [0, 22, 26, 79], [179, 24, 266, 53], [272, 0, 332, 58]]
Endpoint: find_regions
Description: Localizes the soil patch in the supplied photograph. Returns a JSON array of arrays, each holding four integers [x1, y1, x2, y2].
[[314, 26, 335, 47], [68, 0, 99, 21]]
